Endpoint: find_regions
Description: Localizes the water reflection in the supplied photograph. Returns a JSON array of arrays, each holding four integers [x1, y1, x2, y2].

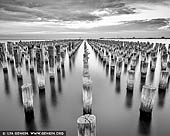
[[102, 61, 106, 68], [83, 107, 92, 115], [34, 58, 36, 66], [69, 59, 72, 72], [106, 65, 109, 76], [158, 89, 166, 108], [140, 78, 146, 92], [94, 51, 98, 59], [11, 63, 16, 78], [21, 57, 23, 66], [110, 70, 114, 82], [18, 78, 23, 106], [30, 71, 37, 94], [138, 111, 151, 135], [72, 55, 76, 67], [50, 78, 58, 107], [61, 65, 65, 79], [115, 77, 121, 94], [57, 70, 62, 93], [24, 109, 36, 131], [39, 92, 49, 127], [25, 119, 36, 131], [7, 57, 10, 63], [136, 57, 140, 65], [124, 65, 127, 74], [125, 89, 133, 109], [149, 70, 154, 84], [25, 60, 29, 72], [45, 62, 49, 72], [168, 78, 170, 90], [98, 55, 102, 64], [4, 72, 10, 95]]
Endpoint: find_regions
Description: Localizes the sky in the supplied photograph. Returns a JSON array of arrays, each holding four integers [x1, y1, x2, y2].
[[0, 0, 170, 39]]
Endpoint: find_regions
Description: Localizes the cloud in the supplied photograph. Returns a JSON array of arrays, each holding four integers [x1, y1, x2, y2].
[[0, 0, 45, 8], [101, 2, 126, 9], [0, 0, 170, 38], [60, 13, 101, 22], [0, 0, 137, 22], [127, 0, 169, 4], [65, 18, 169, 33], [0, 0, 57, 22], [122, 18, 170, 30], [113, 7, 136, 15]]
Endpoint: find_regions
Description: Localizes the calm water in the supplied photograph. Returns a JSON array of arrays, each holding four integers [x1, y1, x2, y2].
[[0, 39, 170, 136]]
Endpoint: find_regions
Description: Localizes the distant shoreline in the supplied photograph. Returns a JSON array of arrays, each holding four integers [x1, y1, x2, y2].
[[100, 38, 170, 39], [0, 37, 170, 41], [0, 38, 81, 41]]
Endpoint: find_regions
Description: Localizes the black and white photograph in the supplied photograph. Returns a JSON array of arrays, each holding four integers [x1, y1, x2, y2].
[[0, 0, 170, 136]]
